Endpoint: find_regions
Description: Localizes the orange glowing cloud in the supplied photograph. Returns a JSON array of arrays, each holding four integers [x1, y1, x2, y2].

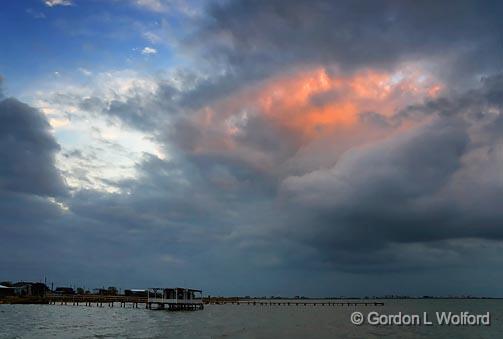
[[253, 67, 442, 140], [183, 65, 443, 161]]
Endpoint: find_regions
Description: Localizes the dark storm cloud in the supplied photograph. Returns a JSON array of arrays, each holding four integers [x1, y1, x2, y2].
[[0, 95, 67, 232], [279, 74, 503, 272], [194, 0, 503, 90], [0, 97, 66, 196], [282, 118, 468, 256]]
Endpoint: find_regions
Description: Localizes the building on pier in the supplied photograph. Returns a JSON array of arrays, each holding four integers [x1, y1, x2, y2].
[[147, 287, 203, 310], [12, 282, 50, 297]]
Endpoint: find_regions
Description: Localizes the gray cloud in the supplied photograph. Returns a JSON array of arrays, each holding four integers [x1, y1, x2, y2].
[[0, 97, 66, 197], [0, 95, 71, 285], [277, 75, 503, 274], [282, 118, 468, 262], [192, 0, 503, 93]]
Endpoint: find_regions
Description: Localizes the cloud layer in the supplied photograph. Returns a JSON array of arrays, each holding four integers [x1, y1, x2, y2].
[[2, 0, 503, 296]]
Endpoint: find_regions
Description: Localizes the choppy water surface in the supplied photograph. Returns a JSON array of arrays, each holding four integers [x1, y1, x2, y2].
[[1, 299, 502, 338]]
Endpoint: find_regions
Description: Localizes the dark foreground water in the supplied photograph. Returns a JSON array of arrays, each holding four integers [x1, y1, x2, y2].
[[1, 299, 502, 338]]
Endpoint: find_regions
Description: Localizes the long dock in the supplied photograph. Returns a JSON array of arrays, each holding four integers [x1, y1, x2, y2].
[[210, 300, 384, 307], [47, 295, 147, 308], [46, 294, 204, 310], [44, 295, 383, 308]]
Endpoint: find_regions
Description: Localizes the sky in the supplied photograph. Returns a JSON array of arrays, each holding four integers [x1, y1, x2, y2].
[[1, 0, 503, 297]]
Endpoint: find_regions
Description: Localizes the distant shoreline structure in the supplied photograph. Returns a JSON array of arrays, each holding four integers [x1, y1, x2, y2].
[[1, 280, 501, 305]]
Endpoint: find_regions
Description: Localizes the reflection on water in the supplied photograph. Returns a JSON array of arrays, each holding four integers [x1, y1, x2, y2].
[[0, 300, 502, 338]]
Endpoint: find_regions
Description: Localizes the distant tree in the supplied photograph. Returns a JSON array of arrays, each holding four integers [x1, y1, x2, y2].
[[76, 288, 84, 295], [107, 286, 118, 295]]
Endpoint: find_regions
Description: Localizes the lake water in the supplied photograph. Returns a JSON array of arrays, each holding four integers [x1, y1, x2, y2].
[[1, 299, 502, 338]]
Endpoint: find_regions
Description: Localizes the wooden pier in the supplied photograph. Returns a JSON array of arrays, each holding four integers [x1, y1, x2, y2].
[[45, 295, 383, 309], [46, 294, 204, 310], [207, 300, 384, 307], [47, 295, 148, 308]]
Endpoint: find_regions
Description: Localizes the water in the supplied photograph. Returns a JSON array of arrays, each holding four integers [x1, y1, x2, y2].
[[1, 300, 502, 338]]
